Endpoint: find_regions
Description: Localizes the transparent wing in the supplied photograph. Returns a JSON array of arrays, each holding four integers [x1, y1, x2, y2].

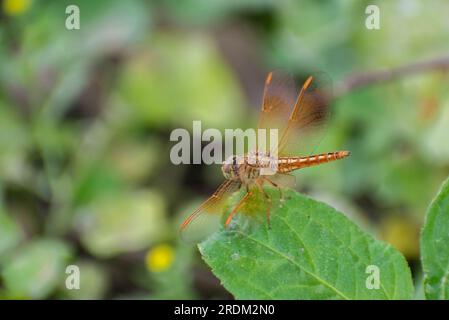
[[278, 72, 332, 156], [179, 179, 241, 243], [265, 173, 297, 189], [258, 71, 332, 157], [257, 71, 296, 153], [257, 71, 297, 134]]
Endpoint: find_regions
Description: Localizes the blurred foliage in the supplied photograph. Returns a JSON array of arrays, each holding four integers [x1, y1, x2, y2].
[[0, 0, 448, 299], [1, 239, 72, 298], [118, 33, 246, 130], [75, 190, 169, 258]]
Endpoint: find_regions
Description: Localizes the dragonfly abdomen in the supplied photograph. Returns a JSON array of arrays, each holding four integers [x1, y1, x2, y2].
[[278, 151, 350, 173]]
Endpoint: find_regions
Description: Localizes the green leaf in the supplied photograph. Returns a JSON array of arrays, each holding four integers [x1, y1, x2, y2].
[[59, 261, 108, 299], [199, 189, 414, 300], [421, 176, 449, 299], [0, 209, 22, 259], [1, 239, 72, 299], [76, 190, 169, 258]]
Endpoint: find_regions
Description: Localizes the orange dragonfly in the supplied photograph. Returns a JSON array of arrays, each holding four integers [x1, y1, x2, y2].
[[180, 71, 350, 239]]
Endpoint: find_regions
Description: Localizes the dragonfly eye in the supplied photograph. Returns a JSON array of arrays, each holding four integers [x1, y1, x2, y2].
[[222, 155, 238, 178]]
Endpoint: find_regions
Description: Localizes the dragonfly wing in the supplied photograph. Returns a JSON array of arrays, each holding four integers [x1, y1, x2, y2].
[[180, 179, 241, 242], [265, 173, 297, 189], [278, 72, 333, 156], [257, 71, 297, 153]]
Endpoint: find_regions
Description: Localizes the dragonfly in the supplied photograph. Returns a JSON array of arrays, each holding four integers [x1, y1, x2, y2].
[[180, 71, 350, 238]]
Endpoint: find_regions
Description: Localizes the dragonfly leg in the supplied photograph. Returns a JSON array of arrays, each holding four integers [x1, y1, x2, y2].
[[263, 178, 284, 202], [256, 180, 272, 229], [225, 190, 252, 228]]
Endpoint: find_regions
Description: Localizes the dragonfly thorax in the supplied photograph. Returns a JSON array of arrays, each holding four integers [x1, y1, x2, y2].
[[221, 152, 277, 183]]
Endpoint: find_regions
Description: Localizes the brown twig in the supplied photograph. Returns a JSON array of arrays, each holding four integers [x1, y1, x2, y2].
[[334, 55, 449, 98]]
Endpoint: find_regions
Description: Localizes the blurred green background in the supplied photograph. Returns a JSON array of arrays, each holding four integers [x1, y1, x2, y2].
[[1, 0, 449, 299]]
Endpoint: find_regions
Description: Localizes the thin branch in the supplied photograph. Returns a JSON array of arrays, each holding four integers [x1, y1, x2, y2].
[[334, 55, 449, 98]]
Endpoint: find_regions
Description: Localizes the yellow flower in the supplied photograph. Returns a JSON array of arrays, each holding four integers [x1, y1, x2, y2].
[[3, 0, 32, 16], [145, 244, 174, 272]]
